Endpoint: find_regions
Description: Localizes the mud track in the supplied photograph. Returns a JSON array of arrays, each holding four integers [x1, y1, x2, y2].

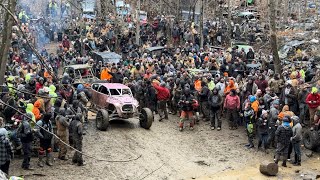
[[10, 113, 320, 180]]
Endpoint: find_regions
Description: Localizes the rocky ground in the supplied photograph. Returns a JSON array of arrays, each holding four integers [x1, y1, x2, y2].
[[9, 112, 320, 180]]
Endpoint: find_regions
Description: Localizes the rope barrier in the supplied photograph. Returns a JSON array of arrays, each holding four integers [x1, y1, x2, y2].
[[0, 100, 142, 162]]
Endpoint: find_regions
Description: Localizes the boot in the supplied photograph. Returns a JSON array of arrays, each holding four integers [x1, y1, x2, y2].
[[179, 122, 183, 131], [38, 155, 45, 167], [274, 155, 279, 164], [46, 153, 53, 166], [282, 160, 287, 167], [293, 156, 301, 166], [291, 154, 297, 164]]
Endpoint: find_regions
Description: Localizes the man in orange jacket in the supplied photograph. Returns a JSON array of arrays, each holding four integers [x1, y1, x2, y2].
[[100, 67, 112, 81]]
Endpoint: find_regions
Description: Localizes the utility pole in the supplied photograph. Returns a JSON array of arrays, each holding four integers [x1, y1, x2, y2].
[[200, 0, 204, 48], [135, 0, 140, 45], [0, 0, 17, 85]]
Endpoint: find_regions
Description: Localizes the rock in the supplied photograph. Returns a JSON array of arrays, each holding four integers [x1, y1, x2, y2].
[[259, 161, 278, 176], [295, 170, 300, 173], [219, 158, 228, 162]]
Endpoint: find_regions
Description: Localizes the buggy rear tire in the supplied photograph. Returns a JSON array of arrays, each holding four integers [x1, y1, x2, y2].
[[303, 130, 319, 150], [96, 109, 109, 131], [139, 108, 153, 129]]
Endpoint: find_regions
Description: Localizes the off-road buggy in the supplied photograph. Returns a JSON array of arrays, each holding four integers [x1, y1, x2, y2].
[[90, 82, 153, 131]]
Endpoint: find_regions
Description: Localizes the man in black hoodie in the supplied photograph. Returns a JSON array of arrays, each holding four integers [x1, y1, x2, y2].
[[199, 82, 210, 121], [275, 116, 293, 167], [208, 87, 222, 130], [109, 67, 124, 83]]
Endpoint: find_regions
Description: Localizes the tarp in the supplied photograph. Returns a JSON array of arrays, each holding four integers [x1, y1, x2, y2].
[[92, 51, 121, 64]]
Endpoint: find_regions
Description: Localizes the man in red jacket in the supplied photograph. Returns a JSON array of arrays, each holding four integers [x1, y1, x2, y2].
[[306, 87, 320, 127], [153, 82, 170, 121]]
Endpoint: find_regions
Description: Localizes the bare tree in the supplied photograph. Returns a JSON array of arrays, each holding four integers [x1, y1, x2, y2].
[[269, 0, 281, 75], [227, 0, 232, 46], [0, 0, 16, 85]]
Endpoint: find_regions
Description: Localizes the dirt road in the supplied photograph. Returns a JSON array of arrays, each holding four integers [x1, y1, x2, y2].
[[10, 113, 320, 180]]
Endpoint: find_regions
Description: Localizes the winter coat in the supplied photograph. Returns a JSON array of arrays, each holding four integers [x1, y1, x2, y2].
[[180, 94, 195, 111], [280, 87, 296, 105], [36, 120, 53, 140], [32, 100, 42, 121], [224, 94, 240, 110], [0, 134, 13, 165], [242, 82, 258, 95], [100, 69, 112, 81], [257, 117, 268, 134], [278, 105, 295, 120], [35, 82, 43, 94], [208, 93, 222, 110], [56, 115, 69, 136], [26, 103, 36, 122], [199, 86, 210, 102], [291, 120, 302, 143], [306, 93, 320, 109], [255, 79, 268, 93], [17, 119, 33, 143], [298, 89, 309, 104], [251, 100, 259, 114], [244, 107, 255, 123], [268, 78, 283, 94], [269, 106, 279, 127], [208, 81, 215, 91], [224, 80, 236, 95], [275, 124, 293, 145], [153, 83, 170, 101]]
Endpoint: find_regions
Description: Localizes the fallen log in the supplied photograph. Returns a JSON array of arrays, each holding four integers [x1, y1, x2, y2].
[[259, 161, 278, 176]]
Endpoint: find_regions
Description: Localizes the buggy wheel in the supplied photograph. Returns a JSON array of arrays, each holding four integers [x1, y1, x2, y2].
[[139, 108, 153, 129], [303, 130, 319, 150], [96, 109, 109, 131]]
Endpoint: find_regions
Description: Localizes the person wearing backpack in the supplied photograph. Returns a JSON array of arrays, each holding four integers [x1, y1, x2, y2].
[[17, 113, 34, 170], [35, 113, 53, 167], [208, 87, 223, 130], [244, 102, 255, 149]]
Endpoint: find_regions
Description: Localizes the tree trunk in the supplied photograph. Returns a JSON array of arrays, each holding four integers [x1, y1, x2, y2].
[[227, 0, 232, 46], [259, 161, 278, 176], [100, 0, 107, 21], [0, 0, 16, 85], [269, 0, 281, 75], [135, 0, 140, 45], [200, 0, 204, 48]]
